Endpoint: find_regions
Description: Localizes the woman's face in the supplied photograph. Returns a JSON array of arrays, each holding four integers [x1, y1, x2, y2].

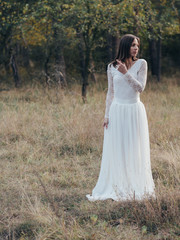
[[130, 38, 139, 58]]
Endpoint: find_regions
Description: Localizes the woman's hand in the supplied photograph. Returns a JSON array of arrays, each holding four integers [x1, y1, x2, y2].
[[116, 59, 127, 74], [103, 118, 109, 129]]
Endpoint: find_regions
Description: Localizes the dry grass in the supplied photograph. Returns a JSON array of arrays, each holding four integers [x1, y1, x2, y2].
[[0, 75, 180, 240]]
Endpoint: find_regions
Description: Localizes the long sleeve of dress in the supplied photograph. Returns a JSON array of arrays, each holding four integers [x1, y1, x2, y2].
[[123, 59, 148, 93], [104, 64, 114, 118]]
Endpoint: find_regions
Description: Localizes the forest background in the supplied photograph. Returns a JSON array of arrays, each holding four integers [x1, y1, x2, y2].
[[0, 0, 180, 95], [0, 0, 180, 239]]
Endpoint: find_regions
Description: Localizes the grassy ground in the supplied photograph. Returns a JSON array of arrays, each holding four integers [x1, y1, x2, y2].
[[0, 75, 180, 240]]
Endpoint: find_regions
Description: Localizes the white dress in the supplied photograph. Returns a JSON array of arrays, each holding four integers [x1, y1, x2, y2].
[[86, 59, 156, 201]]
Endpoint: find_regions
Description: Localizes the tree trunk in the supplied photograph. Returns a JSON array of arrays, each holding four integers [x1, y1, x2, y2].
[[82, 46, 90, 102], [54, 29, 67, 88], [54, 50, 67, 88], [55, 43, 67, 88], [4, 45, 10, 75], [44, 44, 53, 86], [149, 39, 158, 76], [10, 48, 21, 88], [133, 6, 139, 36], [157, 37, 161, 82], [89, 61, 97, 83], [1, 26, 12, 75], [149, 38, 161, 81], [76, 31, 89, 102], [44, 56, 50, 85]]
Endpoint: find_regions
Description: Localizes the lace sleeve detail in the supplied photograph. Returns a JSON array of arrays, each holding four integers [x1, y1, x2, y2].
[[104, 64, 114, 118], [123, 60, 148, 93]]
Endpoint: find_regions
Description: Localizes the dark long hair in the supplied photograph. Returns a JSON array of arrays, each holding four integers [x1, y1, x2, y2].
[[112, 34, 140, 67]]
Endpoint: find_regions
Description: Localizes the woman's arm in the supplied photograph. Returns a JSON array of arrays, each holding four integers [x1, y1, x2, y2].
[[123, 60, 148, 93], [104, 64, 114, 119]]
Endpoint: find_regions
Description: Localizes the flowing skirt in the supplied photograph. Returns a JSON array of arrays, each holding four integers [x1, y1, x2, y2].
[[86, 97, 155, 201]]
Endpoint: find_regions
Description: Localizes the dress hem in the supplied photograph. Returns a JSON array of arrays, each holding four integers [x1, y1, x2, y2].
[[86, 191, 156, 202]]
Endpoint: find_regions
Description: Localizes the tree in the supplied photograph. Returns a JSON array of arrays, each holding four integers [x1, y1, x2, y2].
[[21, 0, 67, 87], [144, 0, 179, 81], [63, 0, 105, 101], [0, 0, 24, 86]]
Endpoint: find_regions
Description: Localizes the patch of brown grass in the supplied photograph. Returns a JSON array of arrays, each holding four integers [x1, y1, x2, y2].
[[0, 76, 179, 239]]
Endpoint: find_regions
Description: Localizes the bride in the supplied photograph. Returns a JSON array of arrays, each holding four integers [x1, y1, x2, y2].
[[86, 34, 156, 201]]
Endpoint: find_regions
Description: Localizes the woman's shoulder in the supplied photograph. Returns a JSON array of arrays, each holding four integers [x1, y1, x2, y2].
[[107, 62, 113, 67], [138, 58, 147, 65], [107, 62, 113, 72], [107, 62, 116, 70], [137, 59, 148, 70]]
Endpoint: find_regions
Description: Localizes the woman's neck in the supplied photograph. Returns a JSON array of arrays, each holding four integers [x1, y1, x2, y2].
[[125, 58, 133, 69]]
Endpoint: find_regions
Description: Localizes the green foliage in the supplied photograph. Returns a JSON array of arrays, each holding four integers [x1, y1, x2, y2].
[[20, 1, 65, 46], [0, 0, 179, 84]]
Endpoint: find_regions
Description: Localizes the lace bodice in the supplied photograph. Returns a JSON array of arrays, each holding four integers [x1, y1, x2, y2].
[[104, 59, 148, 118]]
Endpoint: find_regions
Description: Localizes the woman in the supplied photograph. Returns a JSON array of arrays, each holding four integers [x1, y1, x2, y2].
[[86, 34, 156, 201]]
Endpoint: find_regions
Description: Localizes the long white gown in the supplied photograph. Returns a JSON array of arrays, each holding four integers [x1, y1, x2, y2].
[[86, 59, 156, 201]]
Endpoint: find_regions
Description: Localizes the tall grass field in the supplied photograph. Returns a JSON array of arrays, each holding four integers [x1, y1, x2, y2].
[[0, 74, 179, 239]]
